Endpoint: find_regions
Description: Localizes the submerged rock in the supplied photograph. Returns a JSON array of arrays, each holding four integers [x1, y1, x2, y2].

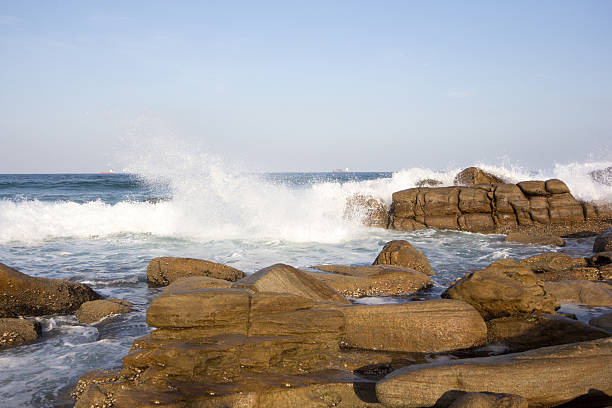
[[504, 232, 565, 246], [0, 318, 42, 349], [146, 257, 245, 286], [76, 298, 134, 324], [372, 240, 434, 276], [442, 259, 558, 320], [454, 167, 504, 186], [0, 262, 101, 318], [307, 265, 432, 297], [376, 338, 612, 408]]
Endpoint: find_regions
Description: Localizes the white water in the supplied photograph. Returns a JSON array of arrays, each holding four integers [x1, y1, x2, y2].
[[1, 148, 611, 245]]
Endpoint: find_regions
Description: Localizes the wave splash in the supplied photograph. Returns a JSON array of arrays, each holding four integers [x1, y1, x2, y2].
[[0, 138, 610, 244]]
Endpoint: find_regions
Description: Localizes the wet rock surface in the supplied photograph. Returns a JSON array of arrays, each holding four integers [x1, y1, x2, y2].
[[76, 298, 134, 324], [372, 240, 434, 276], [0, 318, 42, 349], [146, 256, 245, 287], [0, 262, 101, 317]]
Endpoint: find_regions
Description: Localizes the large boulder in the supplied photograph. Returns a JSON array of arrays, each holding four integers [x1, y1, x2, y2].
[[146, 257, 245, 286], [376, 338, 612, 408], [543, 280, 612, 307], [0, 263, 101, 317], [323, 299, 487, 353], [0, 318, 42, 349], [593, 228, 612, 253], [454, 167, 504, 186], [441, 259, 558, 320], [486, 314, 609, 352], [307, 265, 432, 297], [233, 263, 349, 304], [76, 298, 134, 324], [372, 240, 434, 276]]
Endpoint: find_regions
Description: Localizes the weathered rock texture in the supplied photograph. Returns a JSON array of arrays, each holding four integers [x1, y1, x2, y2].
[[448, 392, 528, 408], [594, 228, 612, 252], [442, 259, 558, 320], [376, 338, 612, 408], [454, 167, 504, 186], [0, 263, 101, 317], [519, 252, 609, 281], [590, 312, 612, 332], [504, 232, 565, 247], [146, 257, 245, 287], [307, 265, 432, 298], [486, 314, 609, 352], [543, 280, 612, 307], [344, 194, 389, 228], [372, 240, 434, 276], [76, 298, 134, 324], [388, 179, 611, 233], [0, 318, 41, 349]]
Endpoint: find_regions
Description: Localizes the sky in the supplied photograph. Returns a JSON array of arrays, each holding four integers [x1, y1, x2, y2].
[[1, 0, 611, 173]]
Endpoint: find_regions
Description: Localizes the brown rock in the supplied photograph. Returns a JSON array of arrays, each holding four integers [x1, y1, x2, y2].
[[494, 185, 531, 226], [0, 318, 41, 349], [528, 196, 550, 224], [421, 187, 461, 216], [233, 264, 349, 304], [449, 392, 528, 408], [441, 259, 558, 320], [372, 240, 434, 276], [454, 167, 504, 186], [590, 251, 612, 266], [391, 189, 419, 219], [327, 299, 487, 353], [543, 280, 612, 306], [307, 265, 432, 298], [537, 267, 601, 281], [590, 312, 612, 332], [517, 180, 547, 196], [344, 194, 389, 228], [161, 276, 232, 294], [458, 213, 496, 232], [504, 232, 565, 246], [519, 253, 587, 273], [545, 179, 571, 194], [146, 257, 245, 287], [594, 228, 612, 253], [0, 262, 101, 318], [76, 298, 134, 324], [376, 338, 612, 408], [548, 193, 584, 223], [486, 314, 609, 352], [458, 188, 492, 213]]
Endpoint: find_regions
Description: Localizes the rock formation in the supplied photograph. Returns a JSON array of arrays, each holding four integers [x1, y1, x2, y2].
[[146, 257, 245, 286]]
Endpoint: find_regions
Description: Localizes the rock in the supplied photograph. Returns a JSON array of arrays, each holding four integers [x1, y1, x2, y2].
[[161, 275, 232, 294], [545, 179, 571, 194], [590, 312, 612, 332], [344, 194, 389, 228], [594, 228, 612, 253], [543, 280, 612, 306], [519, 253, 587, 273], [537, 267, 602, 281], [486, 314, 609, 352], [0, 263, 101, 318], [416, 178, 443, 187], [76, 298, 134, 324], [517, 180, 547, 196], [449, 392, 528, 408], [547, 192, 584, 223], [454, 167, 504, 186], [493, 184, 531, 226], [233, 264, 349, 303], [146, 257, 245, 287], [324, 299, 487, 353], [590, 251, 612, 266], [372, 240, 434, 276], [376, 338, 612, 408], [0, 318, 41, 349], [504, 232, 565, 246], [307, 265, 432, 297], [441, 259, 558, 320]]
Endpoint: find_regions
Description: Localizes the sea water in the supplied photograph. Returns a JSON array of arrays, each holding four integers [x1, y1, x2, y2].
[[0, 156, 611, 406]]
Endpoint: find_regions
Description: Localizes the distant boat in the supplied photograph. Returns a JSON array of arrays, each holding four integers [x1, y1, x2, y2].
[[100, 170, 115, 174], [332, 168, 350, 173]]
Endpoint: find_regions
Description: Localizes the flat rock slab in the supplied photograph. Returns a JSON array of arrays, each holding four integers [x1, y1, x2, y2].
[[376, 338, 612, 408], [505, 232, 565, 247], [0, 262, 101, 317], [161, 276, 232, 294], [449, 392, 528, 408], [146, 257, 245, 287], [0, 318, 41, 349], [543, 280, 612, 307], [306, 265, 432, 297], [324, 299, 486, 353]]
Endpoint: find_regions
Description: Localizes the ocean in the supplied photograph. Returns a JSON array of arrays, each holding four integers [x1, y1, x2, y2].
[[1, 161, 611, 407]]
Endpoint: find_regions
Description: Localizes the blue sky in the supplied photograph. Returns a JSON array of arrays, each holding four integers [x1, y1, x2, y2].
[[1, 1, 611, 172]]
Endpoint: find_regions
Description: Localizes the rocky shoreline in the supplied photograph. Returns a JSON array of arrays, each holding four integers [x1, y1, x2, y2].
[[1, 168, 611, 407]]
